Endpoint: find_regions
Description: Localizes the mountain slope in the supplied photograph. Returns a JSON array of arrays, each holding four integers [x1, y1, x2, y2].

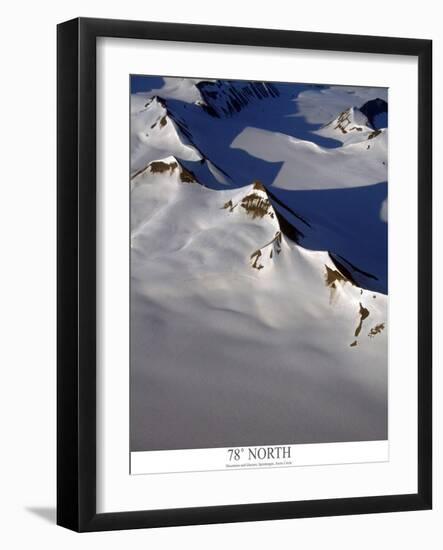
[[313, 106, 377, 144], [130, 158, 387, 451], [131, 96, 202, 175], [131, 78, 388, 293]]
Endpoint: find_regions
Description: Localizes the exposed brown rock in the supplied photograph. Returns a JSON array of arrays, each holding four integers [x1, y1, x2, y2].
[[241, 192, 272, 219], [131, 159, 196, 183], [332, 109, 352, 134], [179, 166, 196, 183], [368, 323, 385, 338], [250, 231, 282, 271], [222, 199, 237, 212], [250, 249, 264, 270], [253, 180, 266, 192], [325, 265, 347, 287], [354, 303, 370, 337], [149, 161, 178, 174], [324, 265, 350, 303], [368, 129, 381, 140]]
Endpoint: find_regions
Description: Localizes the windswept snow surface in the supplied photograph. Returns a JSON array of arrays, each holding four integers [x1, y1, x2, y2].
[[130, 77, 388, 452], [231, 126, 387, 190]]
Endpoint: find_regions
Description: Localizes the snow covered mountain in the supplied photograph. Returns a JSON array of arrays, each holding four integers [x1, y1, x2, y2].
[[314, 106, 382, 144], [131, 78, 388, 293], [131, 96, 202, 174], [130, 77, 388, 451]]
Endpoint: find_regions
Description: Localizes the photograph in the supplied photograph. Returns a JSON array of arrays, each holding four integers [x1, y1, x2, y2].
[[129, 76, 389, 455]]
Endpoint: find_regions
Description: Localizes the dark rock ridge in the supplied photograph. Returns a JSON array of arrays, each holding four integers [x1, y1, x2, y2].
[[196, 80, 281, 117]]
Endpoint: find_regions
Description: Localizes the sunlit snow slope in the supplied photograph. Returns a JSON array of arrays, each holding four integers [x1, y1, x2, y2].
[[130, 78, 388, 451]]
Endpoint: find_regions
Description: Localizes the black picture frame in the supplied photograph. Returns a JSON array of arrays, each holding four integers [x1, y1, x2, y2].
[[57, 17, 432, 532]]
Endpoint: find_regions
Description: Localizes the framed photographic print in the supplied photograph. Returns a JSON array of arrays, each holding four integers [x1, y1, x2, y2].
[[57, 17, 432, 531]]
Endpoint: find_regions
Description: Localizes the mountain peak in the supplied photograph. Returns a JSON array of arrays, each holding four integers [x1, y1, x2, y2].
[[131, 155, 199, 185], [324, 106, 369, 134], [314, 106, 377, 145], [144, 95, 167, 108], [221, 180, 275, 221], [131, 97, 202, 174]]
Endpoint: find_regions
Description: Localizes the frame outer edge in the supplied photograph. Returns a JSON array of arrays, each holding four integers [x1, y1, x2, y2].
[[77, 17, 99, 531], [417, 39, 432, 508], [57, 18, 81, 531], [57, 17, 433, 532]]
